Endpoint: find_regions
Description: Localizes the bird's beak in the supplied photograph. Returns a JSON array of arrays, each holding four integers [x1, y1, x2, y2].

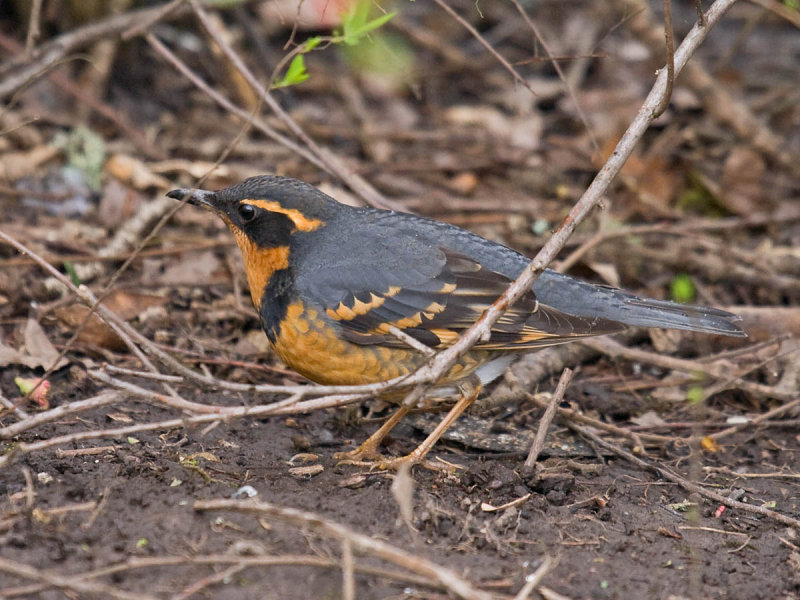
[[166, 188, 218, 212]]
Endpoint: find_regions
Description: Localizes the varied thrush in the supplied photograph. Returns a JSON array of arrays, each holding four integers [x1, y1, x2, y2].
[[168, 176, 745, 467]]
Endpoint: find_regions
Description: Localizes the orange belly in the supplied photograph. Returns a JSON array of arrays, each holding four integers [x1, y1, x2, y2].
[[270, 301, 420, 385], [270, 300, 495, 386]]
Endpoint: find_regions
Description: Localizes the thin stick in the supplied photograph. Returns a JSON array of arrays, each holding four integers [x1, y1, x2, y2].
[[0, 391, 119, 439], [0, 393, 29, 420], [0, 4, 190, 100], [0, 556, 155, 600], [0, 555, 442, 598], [388, 325, 435, 357], [171, 564, 246, 600], [652, 0, 676, 117], [24, 0, 43, 56], [194, 499, 492, 600], [525, 369, 574, 469], [432, 0, 540, 106], [513, 556, 556, 600], [342, 540, 355, 600]]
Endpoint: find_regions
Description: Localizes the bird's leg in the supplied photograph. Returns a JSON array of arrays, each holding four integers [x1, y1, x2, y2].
[[377, 375, 482, 470], [334, 405, 410, 462]]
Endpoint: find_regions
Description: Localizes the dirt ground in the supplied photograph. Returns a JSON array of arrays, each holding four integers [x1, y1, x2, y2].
[[1, 1, 799, 599]]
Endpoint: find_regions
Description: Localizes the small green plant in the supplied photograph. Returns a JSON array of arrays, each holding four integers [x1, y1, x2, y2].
[[685, 385, 704, 405], [273, 37, 321, 89], [63, 261, 81, 287], [670, 273, 696, 303], [271, 1, 397, 90], [340, 2, 396, 45]]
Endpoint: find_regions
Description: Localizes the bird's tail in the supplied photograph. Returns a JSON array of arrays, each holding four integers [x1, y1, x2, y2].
[[533, 270, 746, 337]]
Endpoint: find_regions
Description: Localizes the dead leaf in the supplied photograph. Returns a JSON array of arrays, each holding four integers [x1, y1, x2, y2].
[[55, 290, 166, 350], [448, 172, 479, 195], [0, 145, 59, 181], [390, 462, 414, 526], [630, 411, 667, 428], [148, 159, 231, 180], [0, 342, 39, 368], [288, 464, 324, 479], [106, 153, 170, 190], [585, 261, 620, 287], [158, 251, 222, 286], [98, 179, 142, 228], [649, 328, 681, 354], [721, 147, 766, 215]]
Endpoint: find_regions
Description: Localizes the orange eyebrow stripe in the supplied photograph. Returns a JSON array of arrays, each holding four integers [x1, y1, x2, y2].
[[242, 199, 324, 232]]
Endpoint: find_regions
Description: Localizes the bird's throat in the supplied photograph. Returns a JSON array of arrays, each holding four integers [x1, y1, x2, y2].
[[230, 227, 290, 311]]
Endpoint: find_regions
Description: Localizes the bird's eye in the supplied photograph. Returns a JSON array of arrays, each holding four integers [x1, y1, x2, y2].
[[238, 204, 256, 222]]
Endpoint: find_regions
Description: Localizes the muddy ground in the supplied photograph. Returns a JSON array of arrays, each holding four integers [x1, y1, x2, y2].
[[1, 1, 799, 599]]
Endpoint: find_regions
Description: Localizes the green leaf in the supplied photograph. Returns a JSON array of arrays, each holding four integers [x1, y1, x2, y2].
[[686, 385, 704, 405], [342, 2, 395, 46], [305, 36, 322, 52], [63, 261, 81, 287], [273, 54, 309, 89], [670, 273, 696, 303]]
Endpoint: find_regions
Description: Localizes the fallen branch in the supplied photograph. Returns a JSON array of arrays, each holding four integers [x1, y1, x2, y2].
[[194, 498, 493, 600]]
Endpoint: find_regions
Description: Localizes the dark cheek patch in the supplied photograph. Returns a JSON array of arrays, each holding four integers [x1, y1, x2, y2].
[[245, 212, 294, 248]]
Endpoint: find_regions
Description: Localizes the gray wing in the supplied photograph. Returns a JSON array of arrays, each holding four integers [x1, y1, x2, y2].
[[365, 211, 746, 338], [293, 219, 623, 349]]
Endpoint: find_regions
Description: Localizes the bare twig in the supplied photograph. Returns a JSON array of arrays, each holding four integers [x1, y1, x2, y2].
[[194, 499, 493, 600], [0, 391, 120, 439], [342, 540, 355, 600], [0, 556, 155, 600], [0, 393, 29, 420], [524, 368, 574, 469], [171, 564, 247, 600], [611, 0, 798, 173], [0, 555, 443, 598], [121, 0, 186, 39], [581, 336, 797, 401], [145, 33, 328, 173], [652, 0, 676, 117], [388, 325, 436, 357], [0, 229, 183, 404], [513, 556, 556, 600], [24, 0, 43, 56]]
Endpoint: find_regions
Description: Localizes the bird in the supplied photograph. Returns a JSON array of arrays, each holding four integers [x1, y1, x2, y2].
[[167, 175, 746, 468]]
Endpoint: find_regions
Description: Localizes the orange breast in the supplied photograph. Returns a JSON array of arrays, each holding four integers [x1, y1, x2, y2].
[[269, 301, 495, 387], [271, 301, 421, 385]]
